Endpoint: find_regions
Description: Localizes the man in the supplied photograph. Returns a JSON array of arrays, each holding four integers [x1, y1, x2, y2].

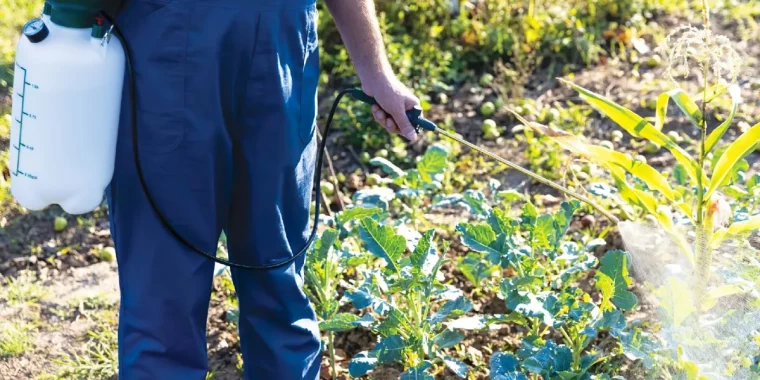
[[107, 0, 419, 378]]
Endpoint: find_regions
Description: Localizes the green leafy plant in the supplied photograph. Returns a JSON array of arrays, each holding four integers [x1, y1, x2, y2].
[[448, 193, 638, 378], [344, 222, 471, 378]]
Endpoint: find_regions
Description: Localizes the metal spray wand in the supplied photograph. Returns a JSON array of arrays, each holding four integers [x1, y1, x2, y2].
[[347, 89, 619, 224]]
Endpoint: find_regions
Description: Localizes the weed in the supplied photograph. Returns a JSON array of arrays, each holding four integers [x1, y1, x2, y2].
[[52, 310, 118, 379], [0, 270, 48, 306], [0, 319, 36, 358]]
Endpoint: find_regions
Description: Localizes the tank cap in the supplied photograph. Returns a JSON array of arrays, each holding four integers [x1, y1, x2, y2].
[[23, 18, 49, 43]]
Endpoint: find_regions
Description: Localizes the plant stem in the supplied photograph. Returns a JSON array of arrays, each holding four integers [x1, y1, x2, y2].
[[328, 332, 337, 380], [693, 0, 712, 312]]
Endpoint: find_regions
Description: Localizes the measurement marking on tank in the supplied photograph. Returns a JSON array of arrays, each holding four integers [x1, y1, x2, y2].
[[16, 170, 37, 180], [12, 63, 37, 180]]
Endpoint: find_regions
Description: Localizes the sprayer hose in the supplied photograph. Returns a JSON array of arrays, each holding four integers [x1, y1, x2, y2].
[[101, 11, 351, 270]]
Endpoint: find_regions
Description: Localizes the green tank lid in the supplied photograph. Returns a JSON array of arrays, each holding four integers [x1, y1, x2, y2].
[[48, 0, 111, 28]]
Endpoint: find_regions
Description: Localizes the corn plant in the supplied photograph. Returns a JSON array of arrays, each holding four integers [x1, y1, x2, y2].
[[344, 222, 472, 378], [510, 3, 760, 376]]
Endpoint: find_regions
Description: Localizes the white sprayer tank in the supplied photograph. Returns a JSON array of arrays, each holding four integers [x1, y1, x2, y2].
[[9, 17, 124, 214]]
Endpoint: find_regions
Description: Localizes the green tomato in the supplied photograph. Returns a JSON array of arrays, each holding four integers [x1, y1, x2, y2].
[[359, 152, 371, 163], [320, 181, 335, 196], [611, 130, 624, 142], [479, 73, 494, 87], [366, 173, 382, 186], [482, 119, 500, 140], [647, 54, 662, 67], [376, 149, 388, 158], [599, 140, 614, 150], [99, 247, 116, 263], [548, 108, 561, 122], [667, 130, 682, 143], [336, 173, 346, 182], [480, 102, 496, 116], [643, 142, 660, 154], [493, 97, 505, 109], [54, 216, 67, 232]]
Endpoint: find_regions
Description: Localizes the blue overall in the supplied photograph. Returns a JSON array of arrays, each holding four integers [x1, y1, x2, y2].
[[106, 0, 321, 378]]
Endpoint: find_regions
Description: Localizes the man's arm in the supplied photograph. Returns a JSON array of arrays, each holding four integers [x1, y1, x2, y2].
[[323, 0, 419, 141]]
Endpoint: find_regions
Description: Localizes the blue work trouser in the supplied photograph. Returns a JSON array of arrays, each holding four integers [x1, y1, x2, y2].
[[106, 0, 321, 378]]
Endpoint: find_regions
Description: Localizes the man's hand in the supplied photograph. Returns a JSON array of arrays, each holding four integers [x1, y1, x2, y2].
[[324, 0, 421, 141], [363, 73, 419, 141]]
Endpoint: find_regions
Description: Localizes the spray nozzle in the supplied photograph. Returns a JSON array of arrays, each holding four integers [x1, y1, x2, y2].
[[347, 88, 438, 134]]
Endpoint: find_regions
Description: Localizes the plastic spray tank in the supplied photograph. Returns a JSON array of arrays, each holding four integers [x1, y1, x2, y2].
[[9, 0, 124, 214]]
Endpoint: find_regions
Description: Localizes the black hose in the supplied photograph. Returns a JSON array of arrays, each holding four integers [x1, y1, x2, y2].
[[100, 10, 351, 270]]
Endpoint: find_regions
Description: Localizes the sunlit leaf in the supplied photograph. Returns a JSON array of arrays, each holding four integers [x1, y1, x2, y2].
[[429, 296, 472, 324], [444, 357, 469, 378], [320, 313, 361, 332], [458, 253, 495, 286], [654, 88, 702, 131], [373, 335, 405, 364], [522, 340, 572, 376], [711, 214, 760, 248], [336, 207, 381, 225], [707, 122, 760, 199], [705, 84, 741, 153], [349, 351, 377, 377], [456, 223, 501, 258], [490, 352, 524, 378], [557, 79, 702, 185], [417, 144, 449, 183], [400, 363, 434, 380], [654, 277, 695, 326], [312, 228, 338, 262], [358, 218, 407, 272], [521, 121, 676, 200], [411, 229, 437, 274], [595, 250, 638, 311], [433, 328, 464, 349], [369, 157, 406, 178], [702, 284, 749, 311]]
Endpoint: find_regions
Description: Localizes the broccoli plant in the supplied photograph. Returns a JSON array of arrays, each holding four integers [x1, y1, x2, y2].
[[344, 220, 472, 378], [354, 143, 451, 230]]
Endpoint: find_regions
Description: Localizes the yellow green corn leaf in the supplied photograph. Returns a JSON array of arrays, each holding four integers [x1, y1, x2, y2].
[[705, 84, 741, 153], [675, 202, 694, 224], [559, 79, 703, 186], [702, 283, 749, 311], [609, 167, 673, 229], [521, 120, 676, 200], [710, 214, 760, 248], [654, 88, 702, 131], [610, 167, 694, 263], [655, 277, 696, 327], [704, 82, 729, 104], [707, 121, 760, 199]]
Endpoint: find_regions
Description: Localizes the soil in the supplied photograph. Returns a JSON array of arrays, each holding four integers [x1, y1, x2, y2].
[[1, 7, 759, 380]]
